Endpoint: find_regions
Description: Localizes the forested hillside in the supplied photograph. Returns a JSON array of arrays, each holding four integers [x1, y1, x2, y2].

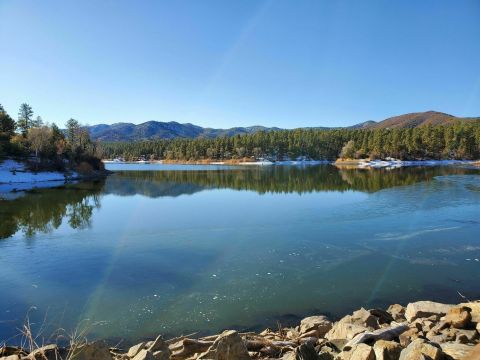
[[87, 111, 479, 141], [101, 120, 480, 161]]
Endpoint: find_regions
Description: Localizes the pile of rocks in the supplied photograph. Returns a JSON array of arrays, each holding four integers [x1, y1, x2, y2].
[[1, 300, 479, 360]]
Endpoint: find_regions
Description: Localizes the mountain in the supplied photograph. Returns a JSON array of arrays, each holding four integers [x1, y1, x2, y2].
[[86, 111, 479, 141], [364, 111, 479, 129], [87, 121, 282, 141]]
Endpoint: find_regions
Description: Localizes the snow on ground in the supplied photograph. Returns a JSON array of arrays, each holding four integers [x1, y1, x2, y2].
[[0, 159, 77, 197], [358, 159, 475, 169]]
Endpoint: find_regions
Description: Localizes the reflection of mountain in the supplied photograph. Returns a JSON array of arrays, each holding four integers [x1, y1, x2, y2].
[[1, 166, 477, 239], [103, 166, 478, 198], [0, 181, 104, 239]]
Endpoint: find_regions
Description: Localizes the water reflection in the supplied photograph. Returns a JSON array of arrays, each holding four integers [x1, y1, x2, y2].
[[0, 165, 477, 239], [0, 182, 104, 239]]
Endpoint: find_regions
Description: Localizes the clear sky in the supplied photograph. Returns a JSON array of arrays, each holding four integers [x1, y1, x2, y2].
[[1, 0, 479, 128]]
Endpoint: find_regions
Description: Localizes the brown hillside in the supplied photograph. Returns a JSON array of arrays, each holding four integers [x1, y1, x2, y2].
[[369, 111, 479, 129]]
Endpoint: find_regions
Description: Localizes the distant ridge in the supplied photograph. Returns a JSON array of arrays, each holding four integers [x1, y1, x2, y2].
[[366, 110, 480, 129], [86, 111, 479, 141]]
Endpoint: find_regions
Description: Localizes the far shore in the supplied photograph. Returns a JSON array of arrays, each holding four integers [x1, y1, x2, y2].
[[102, 158, 479, 169]]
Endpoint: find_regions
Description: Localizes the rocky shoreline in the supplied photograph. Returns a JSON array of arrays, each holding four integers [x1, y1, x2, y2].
[[2, 300, 480, 360]]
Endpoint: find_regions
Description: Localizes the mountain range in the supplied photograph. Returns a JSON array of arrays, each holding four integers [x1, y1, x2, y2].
[[87, 111, 479, 142]]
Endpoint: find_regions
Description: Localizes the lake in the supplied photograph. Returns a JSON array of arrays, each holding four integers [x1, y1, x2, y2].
[[1, 164, 480, 344]]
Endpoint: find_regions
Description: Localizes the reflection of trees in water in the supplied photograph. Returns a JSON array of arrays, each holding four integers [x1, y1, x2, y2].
[[0, 181, 104, 239], [1, 166, 477, 239], [106, 166, 478, 197]]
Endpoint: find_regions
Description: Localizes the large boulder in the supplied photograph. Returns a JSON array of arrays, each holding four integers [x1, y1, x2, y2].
[[440, 342, 476, 360], [373, 340, 402, 360], [399, 339, 443, 360], [336, 343, 374, 360], [69, 341, 112, 360], [405, 301, 453, 322], [299, 316, 333, 338], [197, 330, 250, 360]]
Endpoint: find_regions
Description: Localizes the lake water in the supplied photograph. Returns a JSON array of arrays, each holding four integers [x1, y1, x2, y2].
[[1, 164, 480, 344]]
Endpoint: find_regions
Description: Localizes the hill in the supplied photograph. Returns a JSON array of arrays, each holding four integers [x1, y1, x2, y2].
[[87, 121, 282, 141], [365, 111, 479, 129], [86, 111, 479, 141]]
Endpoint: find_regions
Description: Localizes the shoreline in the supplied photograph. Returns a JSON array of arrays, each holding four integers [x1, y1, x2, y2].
[[0, 159, 110, 199], [2, 299, 479, 359], [103, 158, 479, 168]]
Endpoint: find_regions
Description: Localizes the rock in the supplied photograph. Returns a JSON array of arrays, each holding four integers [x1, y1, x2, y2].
[[399, 339, 442, 360], [282, 351, 296, 360], [373, 340, 402, 360], [454, 329, 478, 343], [445, 306, 472, 329], [69, 341, 112, 360], [440, 342, 476, 360], [0, 355, 20, 360], [152, 349, 170, 360], [405, 301, 453, 322], [348, 308, 379, 329], [293, 343, 320, 360], [369, 309, 394, 325], [0, 346, 27, 358], [127, 342, 147, 358], [346, 323, 409, 347], [336, 343, 374, 360], [145, 335, 170, 360], [132, 349, 155, 360], [387, 304, 406, 321], [318, 350, 335, 360], [462, 344, 480, 360], [197, 330, 250, 360], [325, 322, 368, 342], [459, 301, 480, 323], [27, 344, 59, 360], [148, 335, 166, 352], [300, 316, 333, 338], [398, 328, 422, 347]]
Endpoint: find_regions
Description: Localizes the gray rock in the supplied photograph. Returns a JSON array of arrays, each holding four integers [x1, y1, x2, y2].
[[405, 301, 453, 322]]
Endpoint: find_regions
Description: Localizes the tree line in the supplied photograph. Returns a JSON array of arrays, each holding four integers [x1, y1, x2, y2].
[[101, 121, 480, 161], [0, 103, 103, 171]]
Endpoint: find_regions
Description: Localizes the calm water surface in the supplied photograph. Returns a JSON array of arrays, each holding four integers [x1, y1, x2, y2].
[[1, 164, 480, 343]]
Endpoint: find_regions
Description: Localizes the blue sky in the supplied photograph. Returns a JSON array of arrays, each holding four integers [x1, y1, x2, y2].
[[1, 0, 479, 128]]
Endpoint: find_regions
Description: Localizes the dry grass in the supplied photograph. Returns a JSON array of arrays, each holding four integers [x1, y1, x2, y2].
[[10, 308, 103, 360]]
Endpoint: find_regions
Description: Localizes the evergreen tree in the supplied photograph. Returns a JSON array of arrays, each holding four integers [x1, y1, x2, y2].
[[17, 103, 34, 136]]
